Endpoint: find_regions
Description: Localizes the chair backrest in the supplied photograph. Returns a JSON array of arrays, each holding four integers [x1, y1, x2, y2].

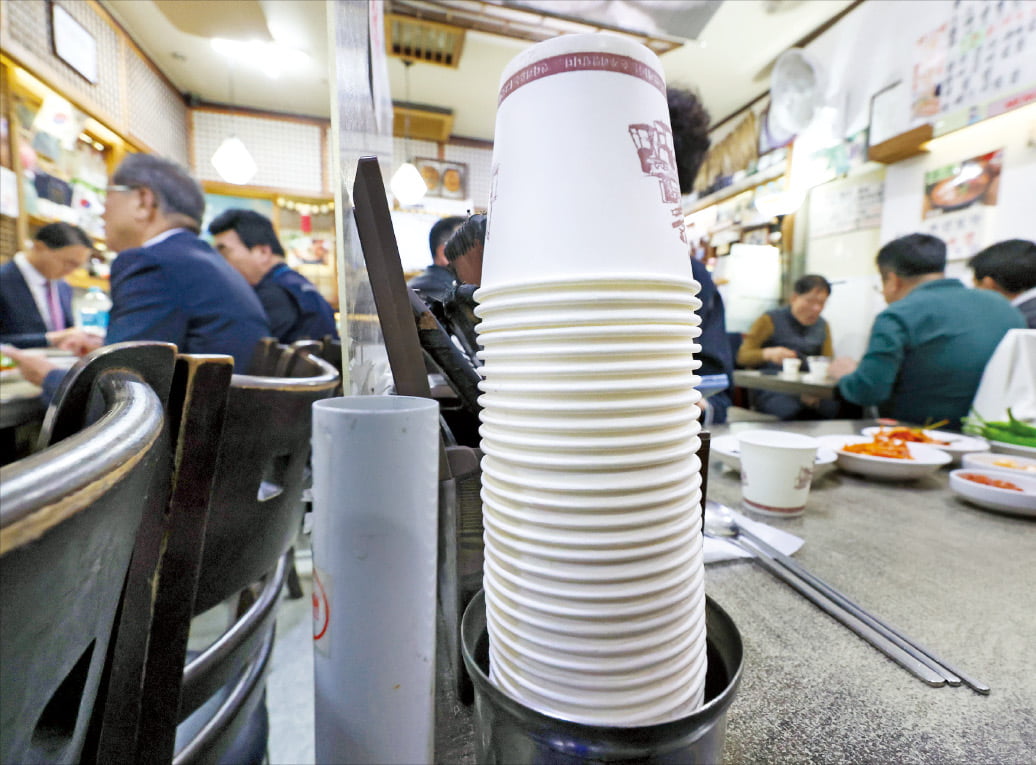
[[0, 365, 169, 764]]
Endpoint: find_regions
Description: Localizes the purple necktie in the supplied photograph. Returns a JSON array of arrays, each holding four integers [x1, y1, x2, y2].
[[48, 282, 65, 332]]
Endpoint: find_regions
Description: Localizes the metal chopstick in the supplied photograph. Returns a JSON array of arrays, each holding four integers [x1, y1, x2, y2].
[[733, 525, 990, 695], [718, 533, 947, 687]]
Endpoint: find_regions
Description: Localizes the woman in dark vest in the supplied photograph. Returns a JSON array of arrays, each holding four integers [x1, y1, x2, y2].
[[737, 274, 838, 420]]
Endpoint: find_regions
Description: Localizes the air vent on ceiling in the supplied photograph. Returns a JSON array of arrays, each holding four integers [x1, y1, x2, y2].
[[386, 14, 466, 68], [393, 102, 455, 142]]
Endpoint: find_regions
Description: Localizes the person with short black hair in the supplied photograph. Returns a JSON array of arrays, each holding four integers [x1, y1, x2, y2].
[[1, 222, 96, 350], [737, 274, 837, 419], [209, 209, 338, 344], [408, 215, 465, 307], [968, 238, 1036, 328], [444, 213, 487, 287], [6, 153, 270, 400], [829, 233, 1025, 428]]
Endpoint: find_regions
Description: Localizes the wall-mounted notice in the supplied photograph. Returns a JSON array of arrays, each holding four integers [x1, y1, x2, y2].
[[808, 169, 885, 240], [912, 0, 1036, 129], [919, 204, 994, 261], [922, 149, 1002, 220]]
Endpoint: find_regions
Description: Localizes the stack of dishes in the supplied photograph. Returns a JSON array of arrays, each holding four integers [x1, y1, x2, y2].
[[473, 33, 709, 726]]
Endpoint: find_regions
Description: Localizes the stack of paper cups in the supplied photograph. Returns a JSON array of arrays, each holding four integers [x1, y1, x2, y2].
[[475, 33, 708, 726]]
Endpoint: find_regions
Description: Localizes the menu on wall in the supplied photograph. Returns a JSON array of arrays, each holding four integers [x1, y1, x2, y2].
[[808, 170, 885, 240], [912, 0, 1036, 131]]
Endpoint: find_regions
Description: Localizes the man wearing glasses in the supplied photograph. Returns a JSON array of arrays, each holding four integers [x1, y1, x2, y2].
[[6, 154, 269, 399]]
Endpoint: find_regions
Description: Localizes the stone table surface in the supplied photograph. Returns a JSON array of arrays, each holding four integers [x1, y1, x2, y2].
[[435, 419, 1036, 763], [734, 369, 838, 399]]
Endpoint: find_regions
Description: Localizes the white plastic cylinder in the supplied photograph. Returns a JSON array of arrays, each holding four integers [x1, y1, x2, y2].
[[311, 395, 440, 765]]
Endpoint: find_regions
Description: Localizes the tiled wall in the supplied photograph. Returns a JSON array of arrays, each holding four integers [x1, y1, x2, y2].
[[1, 0, 189, 165], [391, 137, 493, 209], [192, 110, 325, 193]]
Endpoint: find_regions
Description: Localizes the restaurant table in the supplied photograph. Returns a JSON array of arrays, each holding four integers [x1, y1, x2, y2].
[[734, 369, 837, 399], [0, 376, 44, 431], [434, 419, 1036, 764]]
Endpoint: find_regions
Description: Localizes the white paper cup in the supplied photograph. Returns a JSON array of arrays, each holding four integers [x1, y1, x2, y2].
[[474, 305, 701, 331], [781, 358, 801, 377], [478, 418, 699, 451], [737, 430, 820, 516], [479, 405, 700, 434], [478, 323, 701, 344], [481, 453, 700, 493], [474, 273, 698, 302], [479, 356, 698, 380], [806, 356, 830, 381], [484, 34, 691, 290]]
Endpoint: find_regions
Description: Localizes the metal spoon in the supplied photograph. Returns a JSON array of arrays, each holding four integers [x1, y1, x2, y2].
[[704, 500, 990, 694]]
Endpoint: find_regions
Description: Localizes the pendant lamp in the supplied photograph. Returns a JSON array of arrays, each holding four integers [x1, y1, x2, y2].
[[390, 61, 427, 206]]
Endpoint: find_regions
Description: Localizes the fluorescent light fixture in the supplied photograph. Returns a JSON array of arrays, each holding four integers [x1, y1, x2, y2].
[[210, 38, 309, 78], [390, 162, 428, 206], [211, 135, 258, 185]]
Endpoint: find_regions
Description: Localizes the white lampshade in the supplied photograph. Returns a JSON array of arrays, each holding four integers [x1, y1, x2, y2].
[[390, 162, 427, 206], [211, 135, 258, 185]]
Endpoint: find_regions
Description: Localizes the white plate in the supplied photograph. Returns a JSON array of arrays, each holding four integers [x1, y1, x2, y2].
[[709, 433, 837, 479], [961, 452, 1036, 476], [816, 435, 951, 480], [983, 439, 1036, 459], [860, 427, 989, 464], [949, 469, 1036, 517]]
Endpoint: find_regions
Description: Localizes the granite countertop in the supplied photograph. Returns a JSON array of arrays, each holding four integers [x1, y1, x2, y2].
[[435, 419, 1036, 763]]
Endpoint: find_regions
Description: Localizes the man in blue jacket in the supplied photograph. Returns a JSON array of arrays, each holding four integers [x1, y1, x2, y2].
[[829, 233, 1024, 428], [208, 209, 338, 343], [7, 154, 270, 398]]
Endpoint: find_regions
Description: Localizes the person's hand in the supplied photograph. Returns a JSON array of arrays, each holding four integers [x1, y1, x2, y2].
[[1, 345, 58, 386], [47, 328, 103, 355], [762, 346, 798, 363], [800, 394, 821, 408], [828, 356, 858, 381]]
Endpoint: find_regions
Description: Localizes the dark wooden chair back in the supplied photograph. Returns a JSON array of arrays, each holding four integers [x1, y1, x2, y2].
[[131, 344, 339, 764], [0, 361, 169, 764]]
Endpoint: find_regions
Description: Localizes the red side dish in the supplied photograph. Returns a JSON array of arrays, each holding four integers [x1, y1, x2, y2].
[[958, 473, 1023, 492]]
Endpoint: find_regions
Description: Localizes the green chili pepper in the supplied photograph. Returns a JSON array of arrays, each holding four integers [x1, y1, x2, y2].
[[1007, 409, 1036, 438], [983, 424, 1036, 448]]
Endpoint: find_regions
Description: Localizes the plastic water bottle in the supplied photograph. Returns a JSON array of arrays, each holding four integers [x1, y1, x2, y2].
[[77, 286, 112, 338]]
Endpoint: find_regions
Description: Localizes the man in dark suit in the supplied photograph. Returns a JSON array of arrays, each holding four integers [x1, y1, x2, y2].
[[7, 154, 270, 399], [968, 239, 1036, 329], [208, 209, 338, 344], [0, 222, 95, 349]]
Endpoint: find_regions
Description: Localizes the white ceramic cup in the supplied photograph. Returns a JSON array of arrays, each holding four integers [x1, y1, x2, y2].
[[781, 357, 802, 377], [483, 34, 691, 291], [806, 356, 831, 381], [737, 430, 820, 516]]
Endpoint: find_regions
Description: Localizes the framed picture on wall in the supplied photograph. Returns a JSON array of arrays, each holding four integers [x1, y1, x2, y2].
[[50, 2, 98, 84], [414, 158, 468, 199]]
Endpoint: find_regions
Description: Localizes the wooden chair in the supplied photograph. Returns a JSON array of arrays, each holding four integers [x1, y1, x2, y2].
[[0, 348, 173, 764], [133, 345, 340, 764]]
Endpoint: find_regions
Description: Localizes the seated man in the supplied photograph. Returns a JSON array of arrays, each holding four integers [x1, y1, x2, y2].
[[209, 209, 338, 343], [0, 222, 97, 351], [829, 233, 1024, 429], [8, 153, 271, 399], [738, 274, 837, 420], [968, 239, 1036, 328], [408, 215, 464, 309]]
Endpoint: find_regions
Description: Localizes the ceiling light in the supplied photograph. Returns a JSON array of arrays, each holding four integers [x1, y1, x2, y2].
[[211, 135, 257, 185], [390, 61, 427, 206]]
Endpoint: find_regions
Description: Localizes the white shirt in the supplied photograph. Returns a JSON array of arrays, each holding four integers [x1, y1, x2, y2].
[[1011, 286, 1036, 309], [13, 252, 59, 332], [142, 227, 191, 249]]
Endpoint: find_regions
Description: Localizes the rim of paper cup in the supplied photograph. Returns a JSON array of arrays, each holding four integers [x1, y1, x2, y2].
[[481, 453, 701, 493], [481, 490, 701, 536], [474, 308, 702, 331], [476, 341, 703, 362], [478, 372, 701, 393], [478, 418, 700, 451], [478, 323, 703, 342], [484, 546, 702, 601], [474, 291, 703, 316], [737, 430, 821, 450], [484, 527, 699, 583], [475, 273, 696, 301], [478, 356, 697, 378], [479, 406, 702, 433], [477, 388, 703, 413], [480, 436, 699, 469], [498, 32, 665, 88], [485, 567, 704, 622], [484, 580, 704, 638], [482, 510, 699, 561]]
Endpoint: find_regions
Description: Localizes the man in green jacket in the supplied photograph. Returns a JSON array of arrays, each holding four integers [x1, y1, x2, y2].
[[829, 233, 1025, 429]]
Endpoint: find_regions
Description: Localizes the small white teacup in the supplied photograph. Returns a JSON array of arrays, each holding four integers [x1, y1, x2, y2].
[[781, 358, 801, 378], [737, 430, 819, 516]]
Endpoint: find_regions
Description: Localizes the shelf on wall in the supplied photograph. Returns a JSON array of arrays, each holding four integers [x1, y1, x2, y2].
[[685, 162, 787, 214], [867, 123, 933, 164]]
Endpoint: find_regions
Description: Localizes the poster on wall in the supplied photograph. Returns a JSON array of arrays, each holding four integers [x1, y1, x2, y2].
[[922, 149, 1002, 220], [911, 1, 1036, 130], [414, 158, 468, 200], [919, 205, 994, 262], [808, 169, 885, 240]]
